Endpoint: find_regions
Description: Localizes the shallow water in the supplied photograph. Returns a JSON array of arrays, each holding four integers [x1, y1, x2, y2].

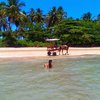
[[0, 56, 100, 100]]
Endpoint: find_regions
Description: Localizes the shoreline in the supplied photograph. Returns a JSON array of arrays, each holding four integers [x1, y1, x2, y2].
[[0, 47, 100, 60]]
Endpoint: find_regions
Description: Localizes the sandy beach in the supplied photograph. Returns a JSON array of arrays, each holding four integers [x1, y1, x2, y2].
[[0, 47, 100, 60]]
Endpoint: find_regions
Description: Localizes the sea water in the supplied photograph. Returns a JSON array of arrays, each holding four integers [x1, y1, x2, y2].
[[0, 56, 100, 100]]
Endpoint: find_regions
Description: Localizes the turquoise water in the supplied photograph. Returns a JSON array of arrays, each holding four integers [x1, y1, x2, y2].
[[0, 56, 100, 100]]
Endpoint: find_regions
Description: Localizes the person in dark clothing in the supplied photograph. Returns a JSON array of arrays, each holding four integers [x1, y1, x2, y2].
[[44, 60, 53, 69]]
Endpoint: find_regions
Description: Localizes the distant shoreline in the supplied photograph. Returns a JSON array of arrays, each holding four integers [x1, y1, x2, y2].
[[0, 47, 100, 60]]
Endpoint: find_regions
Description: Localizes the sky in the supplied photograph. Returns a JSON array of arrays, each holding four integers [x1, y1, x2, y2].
[[1, 0, 100, 19]]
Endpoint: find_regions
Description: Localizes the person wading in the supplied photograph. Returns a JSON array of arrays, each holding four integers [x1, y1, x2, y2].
[[44, 60, 53, 69]]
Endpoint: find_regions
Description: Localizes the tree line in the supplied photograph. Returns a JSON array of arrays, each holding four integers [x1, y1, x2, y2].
[[0, 0, 100, 47]]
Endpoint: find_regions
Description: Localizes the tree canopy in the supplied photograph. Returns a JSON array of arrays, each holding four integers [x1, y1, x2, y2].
[[0, 0, 100, 47]]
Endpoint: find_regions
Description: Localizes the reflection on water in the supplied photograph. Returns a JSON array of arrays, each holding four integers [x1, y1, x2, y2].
[[0, 56, 100, 100]]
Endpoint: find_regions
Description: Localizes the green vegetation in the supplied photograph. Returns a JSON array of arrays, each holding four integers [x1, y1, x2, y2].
[[0, 0, 100, 47]]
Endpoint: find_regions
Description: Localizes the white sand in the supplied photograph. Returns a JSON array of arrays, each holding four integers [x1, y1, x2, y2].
[[0, 47, 100, 59], [0, 47, 46, 58]]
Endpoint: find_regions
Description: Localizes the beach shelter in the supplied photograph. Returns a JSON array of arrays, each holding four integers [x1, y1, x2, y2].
[[45, 38, 60, 56], [45, 38, 60, 41], [45, 38, 60, 48]]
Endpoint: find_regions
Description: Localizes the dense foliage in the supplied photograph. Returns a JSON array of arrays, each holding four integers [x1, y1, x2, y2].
[[0, 0, 100, 47]]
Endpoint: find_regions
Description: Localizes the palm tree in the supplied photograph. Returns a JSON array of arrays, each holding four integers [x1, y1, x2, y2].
[[0, 17, 7, 31], [97, 14, 100, 21], [2, 0, 26, 30], [46, 7, 58, 27], [28, 8, 35, 23], [28, 8, 44, 24], [0, 2, 7, 31], [81, 12, 92, 21], [46, 6, 66, 27], [57, 6, 67, 21], [34, 8, 44, 23]]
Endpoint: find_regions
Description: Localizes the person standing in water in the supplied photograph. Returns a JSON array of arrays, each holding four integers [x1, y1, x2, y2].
[[44, 60, 53, 69]]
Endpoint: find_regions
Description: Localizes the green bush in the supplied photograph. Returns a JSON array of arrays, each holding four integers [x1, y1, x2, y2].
[[32, 41, 48, 47], [0, 40, 5, 47], [16, 40, 48, 47], [17, 40, 28, 47]]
